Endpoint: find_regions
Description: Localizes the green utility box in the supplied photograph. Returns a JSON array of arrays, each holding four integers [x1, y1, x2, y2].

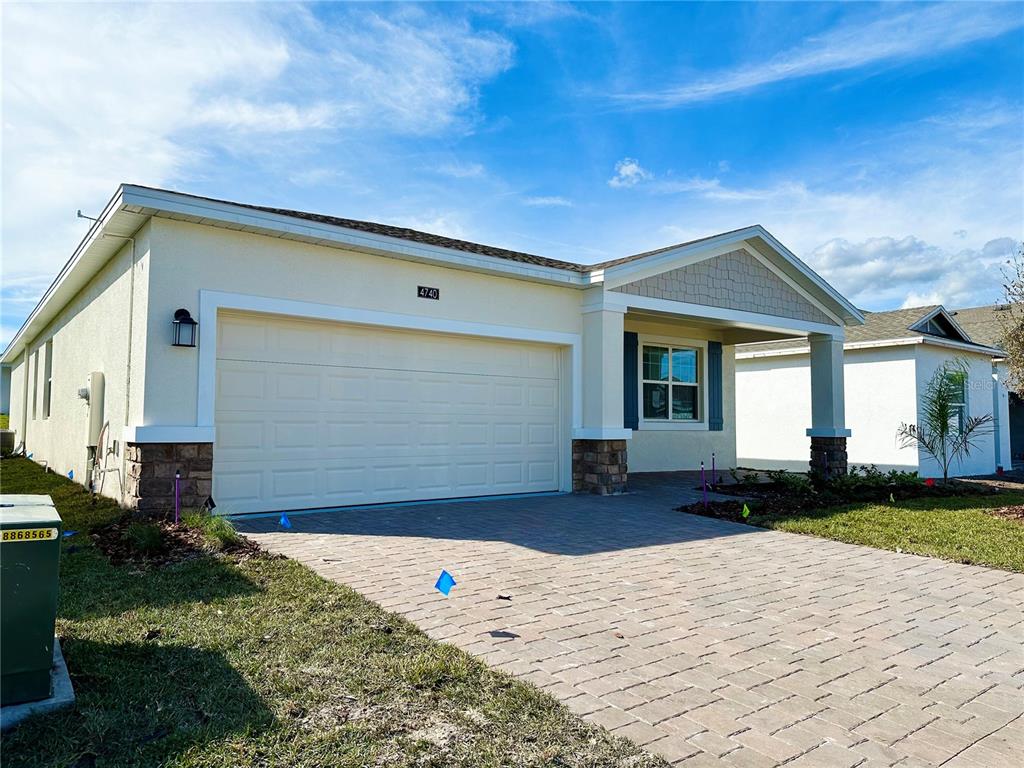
[[0, 495, 62, 707]]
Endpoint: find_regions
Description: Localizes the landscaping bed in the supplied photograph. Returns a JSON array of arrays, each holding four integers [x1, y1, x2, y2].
[[1, 458, 664, 768], [679, 466, 1024, 572]]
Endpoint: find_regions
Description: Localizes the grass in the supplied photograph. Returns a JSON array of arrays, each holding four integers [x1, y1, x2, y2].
[[183, 509, 243, 551], [0, 413, 9, 429], [748, 492, 1024, 572], [0, 458, 662, 768]]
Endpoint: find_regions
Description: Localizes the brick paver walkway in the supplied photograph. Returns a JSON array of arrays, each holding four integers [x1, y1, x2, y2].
[[236, 475, 1024, 767]]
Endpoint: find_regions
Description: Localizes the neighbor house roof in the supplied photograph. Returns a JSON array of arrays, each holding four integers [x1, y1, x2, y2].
[[950, 304, 1013, 350], [738, 305, 1004, 358]]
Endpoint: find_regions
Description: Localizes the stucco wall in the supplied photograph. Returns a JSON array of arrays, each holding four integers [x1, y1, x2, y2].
[[142, 218, 585, 428], [6, 226, 152, 496], [624, 316, 737, 472], [737, 345, 920, 472], [614, 249, 834, 325], [914, 346, 1000, 478], [737, 344, 1001, 477]]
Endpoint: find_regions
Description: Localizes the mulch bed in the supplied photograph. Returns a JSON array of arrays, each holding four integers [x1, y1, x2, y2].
[[89, 517, 263, 566], [679, 479, 1007, 525]]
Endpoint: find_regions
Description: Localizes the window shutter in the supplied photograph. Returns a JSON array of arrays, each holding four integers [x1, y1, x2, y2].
[[623, 331, 638, 429], [708, 341, 724, 431]]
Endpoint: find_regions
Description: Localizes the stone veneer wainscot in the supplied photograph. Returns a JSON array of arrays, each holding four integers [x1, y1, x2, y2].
[[572, 439, 628, 495], [124, 442, 213, 514]]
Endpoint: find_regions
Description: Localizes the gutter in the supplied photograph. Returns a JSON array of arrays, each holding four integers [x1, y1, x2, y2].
[[736, 335, 1007, 360]]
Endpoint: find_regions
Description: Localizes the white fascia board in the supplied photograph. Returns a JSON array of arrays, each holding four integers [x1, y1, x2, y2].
[[752, 227, 865, 325], [736, 335, 1005, 360], [909, 305, 974, 344], [602, 291, 846, 337], [1, 187, 128, 364], [121, 186, 588, 289]]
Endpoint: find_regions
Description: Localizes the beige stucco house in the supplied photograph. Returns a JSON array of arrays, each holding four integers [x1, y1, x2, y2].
[[3, 185, 862, 515]]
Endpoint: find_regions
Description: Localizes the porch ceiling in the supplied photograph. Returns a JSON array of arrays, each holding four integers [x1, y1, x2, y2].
[[625, 308, 812, 346]]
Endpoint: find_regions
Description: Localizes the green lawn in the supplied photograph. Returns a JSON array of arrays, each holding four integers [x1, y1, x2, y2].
[[748, 492, 1024, 572], [0, 413, 8, 429], [0, 458, 662, 768]]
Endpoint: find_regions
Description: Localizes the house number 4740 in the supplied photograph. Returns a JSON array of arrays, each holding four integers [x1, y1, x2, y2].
[[417, 286, 440, 300]]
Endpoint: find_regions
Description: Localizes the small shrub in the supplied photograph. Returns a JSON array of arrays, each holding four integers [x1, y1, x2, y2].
[[183, 509, 241, 550], [203, 515, 241, 550], [124, 522, 163, 555], [765, 469, 814, 497]]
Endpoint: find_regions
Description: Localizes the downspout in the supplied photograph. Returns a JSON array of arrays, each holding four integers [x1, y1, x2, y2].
[[992, 362, 1003, 471]]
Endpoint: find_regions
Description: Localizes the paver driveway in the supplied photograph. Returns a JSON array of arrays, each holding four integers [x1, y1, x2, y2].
[[236, 475, 1024, 767]]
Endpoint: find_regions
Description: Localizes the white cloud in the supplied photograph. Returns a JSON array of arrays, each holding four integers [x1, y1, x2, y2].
[[608, 157, 651, 188], [616, 4, 1024, 108], [809, 236, 1015, 310], [436, 161, 487, 179], [523, 196, 573, 208], [0, 3, 515, 348]]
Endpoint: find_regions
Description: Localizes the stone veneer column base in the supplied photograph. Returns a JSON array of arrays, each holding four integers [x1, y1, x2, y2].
[[124, 443, 213, 515], [810, 436, 848, 479], [572, 439, 628, 495]]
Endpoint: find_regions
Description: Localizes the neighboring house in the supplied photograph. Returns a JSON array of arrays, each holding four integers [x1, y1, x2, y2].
[[950, 304, 1022, 462], [736, 306, 1011, 477], [2, 185, 861, 515]]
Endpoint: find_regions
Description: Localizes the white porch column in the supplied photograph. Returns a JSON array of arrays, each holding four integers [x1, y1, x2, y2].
[[574, 298, 630, 495], [580, 305, 626, 435], [806, 333, 851, 476]]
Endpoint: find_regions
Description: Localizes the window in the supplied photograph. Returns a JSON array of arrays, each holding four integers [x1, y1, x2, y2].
[[42, 340, 53, 419], [642, 345, 700, 421], [946, 370, 967, 433], [31, 350, 39, 420]]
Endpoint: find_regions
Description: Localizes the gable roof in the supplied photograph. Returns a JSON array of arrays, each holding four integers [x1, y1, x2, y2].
[[950, 304, 1013, 349], [738, 305, 1003, 357], [2, 184, 862, 363]]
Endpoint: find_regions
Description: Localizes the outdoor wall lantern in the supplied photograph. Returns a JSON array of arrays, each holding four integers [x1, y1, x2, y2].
[[172, 308, 198, 347]]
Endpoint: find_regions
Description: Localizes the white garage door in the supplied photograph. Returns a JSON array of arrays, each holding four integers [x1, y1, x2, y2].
[[213, 312, 562, 514]]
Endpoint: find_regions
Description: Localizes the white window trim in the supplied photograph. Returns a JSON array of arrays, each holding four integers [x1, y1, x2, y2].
[[31, 349, 39, 420], [637, 334, 709, 431], [42, 339, 53, 419], [947, 369, 968, 434]]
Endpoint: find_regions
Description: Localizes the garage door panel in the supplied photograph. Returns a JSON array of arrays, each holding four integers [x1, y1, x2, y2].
[[215, 313, 562, 513]]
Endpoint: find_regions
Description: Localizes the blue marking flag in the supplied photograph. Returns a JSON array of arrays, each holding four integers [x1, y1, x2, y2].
[[742, 504, 751, 519], [278, 512, 292, 529], [434, 569, 456, 596], [67, 470, 74, 480], [27, 453, 33, 459], [63, 530, 77, 538]]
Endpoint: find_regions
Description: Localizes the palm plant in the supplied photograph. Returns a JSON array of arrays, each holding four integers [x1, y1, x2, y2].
[[896, 358, 994, 483]]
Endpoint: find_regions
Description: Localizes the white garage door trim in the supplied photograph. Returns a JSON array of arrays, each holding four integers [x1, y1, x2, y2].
[[214, 313, 565, 513], [196, 290, 581, 509]]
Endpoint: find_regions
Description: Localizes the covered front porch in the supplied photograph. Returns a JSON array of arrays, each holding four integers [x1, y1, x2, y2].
[[572, 230, 861, 494]]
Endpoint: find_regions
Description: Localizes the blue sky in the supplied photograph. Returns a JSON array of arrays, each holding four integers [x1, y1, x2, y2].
[[3, 1, 1023, 347]]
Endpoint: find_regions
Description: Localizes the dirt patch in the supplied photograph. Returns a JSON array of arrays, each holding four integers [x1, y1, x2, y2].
[[91, 516, 263, 566], [987, 505, 1024, 523]]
